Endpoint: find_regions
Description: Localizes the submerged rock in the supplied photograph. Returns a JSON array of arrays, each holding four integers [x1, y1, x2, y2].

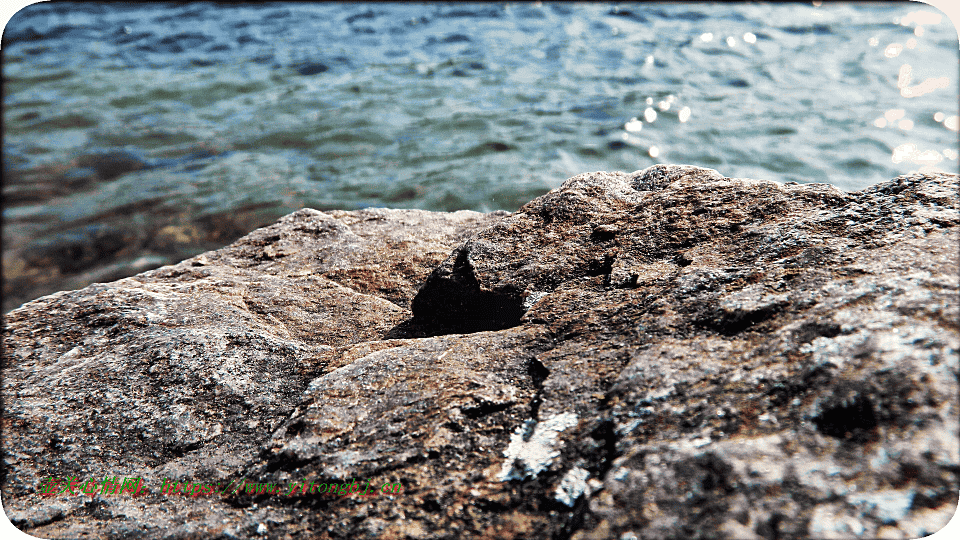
[[75, 150, 153, 181], [2, 166, 957, 539]]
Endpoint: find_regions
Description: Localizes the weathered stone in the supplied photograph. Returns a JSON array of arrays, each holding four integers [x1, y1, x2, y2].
[[2, 166, 957, 539], [1, 206, 501, 537]]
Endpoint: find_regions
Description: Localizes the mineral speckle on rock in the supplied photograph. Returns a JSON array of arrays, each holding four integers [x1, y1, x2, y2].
[[3, 165, 957, 539]]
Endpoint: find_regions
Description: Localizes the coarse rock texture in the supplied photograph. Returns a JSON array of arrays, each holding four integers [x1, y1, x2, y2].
[[2, 165, 958, 539]]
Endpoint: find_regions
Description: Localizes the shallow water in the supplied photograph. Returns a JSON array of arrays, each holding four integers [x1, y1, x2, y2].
[[2, 2, 958, 311]]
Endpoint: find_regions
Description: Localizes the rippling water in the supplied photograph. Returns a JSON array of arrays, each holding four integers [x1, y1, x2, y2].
[[2, 2, 958, 311]]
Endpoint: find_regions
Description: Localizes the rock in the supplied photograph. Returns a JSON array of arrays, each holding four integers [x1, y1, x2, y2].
[[75, 150, 153, 181], [294, 61, 329, 76], [2, 166, 957, 539]]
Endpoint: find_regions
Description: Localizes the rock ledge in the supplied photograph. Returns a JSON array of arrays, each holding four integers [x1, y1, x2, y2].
[[3, 165, 958, 539]]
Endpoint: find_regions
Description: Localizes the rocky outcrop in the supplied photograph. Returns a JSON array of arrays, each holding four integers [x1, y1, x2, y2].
[[3, 165, 958, 539]]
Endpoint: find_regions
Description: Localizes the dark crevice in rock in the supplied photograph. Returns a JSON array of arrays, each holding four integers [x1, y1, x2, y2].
[[167, 441, 202, 458], [910, 477, 960, 509], [474, 497, 513, 514], [793, 320, 842, 343], [284, 419, 306, 438], [262, 454, 310, 475], [813, 394, 879, 443], [411, 250, 525, 335], [420, 497, 443, 512], [686, 452, 737, 495], [405, 453, 429, 465], [585, 254, 615, 277], [410, 287, 524, 335], [527, 358, 551, 420], [527, 358, 550, 389], [589, 225, 618, 242], [554, 496, 590, 540], [756, 512, 787, 540], [381, 317, 431, 339], [697, 303, 786, 336], [443, 421, 465, 433], [557, 490, 593, 538], [588, 418, 620, 481], [462, 400, 515, 419]]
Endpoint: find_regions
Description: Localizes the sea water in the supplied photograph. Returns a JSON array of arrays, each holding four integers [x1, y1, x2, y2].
[[2, 2, 958, 311]]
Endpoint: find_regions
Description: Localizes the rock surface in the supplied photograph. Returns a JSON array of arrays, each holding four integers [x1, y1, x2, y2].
[[3, 165, 958, 539]]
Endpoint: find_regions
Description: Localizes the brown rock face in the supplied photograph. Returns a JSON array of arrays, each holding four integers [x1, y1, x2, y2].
[[3, 165, 958, 539]]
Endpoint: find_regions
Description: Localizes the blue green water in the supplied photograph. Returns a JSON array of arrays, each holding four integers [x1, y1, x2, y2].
[[2, 2, 958, 311]]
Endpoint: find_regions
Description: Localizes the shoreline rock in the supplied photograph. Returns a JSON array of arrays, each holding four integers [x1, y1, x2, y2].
[[3, 165, 957, 539]]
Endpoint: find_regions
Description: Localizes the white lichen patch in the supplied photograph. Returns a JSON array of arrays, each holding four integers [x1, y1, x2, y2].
[[522, 291, 550, 311], [554, 466, 591, 507], [800, 319, 957, 373], [498, 412, 578, 481], [808, 504, 866, 538], [847, 490, 915, 524]]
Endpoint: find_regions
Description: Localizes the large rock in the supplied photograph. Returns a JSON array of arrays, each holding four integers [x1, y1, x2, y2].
[[3, 165, 957, 539]]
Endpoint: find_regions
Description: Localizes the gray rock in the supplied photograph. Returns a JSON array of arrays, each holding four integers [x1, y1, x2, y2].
[[3, 166, 957, 539]]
